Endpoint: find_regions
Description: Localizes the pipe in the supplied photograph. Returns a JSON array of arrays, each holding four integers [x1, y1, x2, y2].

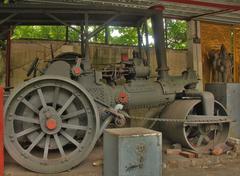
[[184, 90, 215, 116], [151, 8, 169, 80], [137, 26, 143, 61], [81, 25, 85, 57], [65, 26, 69, 43], [5, 30, 11, 88], [105, 26, 109, 45], [144, 20, 150, 66]]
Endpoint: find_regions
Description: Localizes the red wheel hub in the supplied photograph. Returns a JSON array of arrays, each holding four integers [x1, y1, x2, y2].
[[46, 118, 57, 130]]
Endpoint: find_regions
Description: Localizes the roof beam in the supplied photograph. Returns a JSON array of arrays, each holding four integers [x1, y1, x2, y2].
[[0, 13, 17, 25], [46, 13, 81, 33], [86, 13, 119, 40], [161, 0, 240, 11]]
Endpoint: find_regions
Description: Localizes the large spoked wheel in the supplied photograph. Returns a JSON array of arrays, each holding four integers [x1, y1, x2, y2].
[[4, 76, 100, 173]]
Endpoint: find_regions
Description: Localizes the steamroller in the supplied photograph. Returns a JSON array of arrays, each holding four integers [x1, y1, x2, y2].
[[4, 5, 231, 174]]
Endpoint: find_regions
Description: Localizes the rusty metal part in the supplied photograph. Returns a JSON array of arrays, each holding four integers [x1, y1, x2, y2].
[[116, 91, 129, 104], [114, 115, 127, 127], [103, 107, 126, 127]]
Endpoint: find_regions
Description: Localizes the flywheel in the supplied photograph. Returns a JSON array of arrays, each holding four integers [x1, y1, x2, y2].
[[4, 76, 100, 173]]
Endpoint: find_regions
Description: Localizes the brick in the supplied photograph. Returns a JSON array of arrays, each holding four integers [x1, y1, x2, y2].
[[182, 148, 201, 158], [212, 143, 232, 156], [166, 149, 182, 155], [212, 147, 224, 156], [179, 151, 196, 158], [167, 149, 182, 155]]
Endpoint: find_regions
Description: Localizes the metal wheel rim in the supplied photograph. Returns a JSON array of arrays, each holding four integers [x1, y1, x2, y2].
[[4, 76, 100, 173], [184, 101, 230, 152]]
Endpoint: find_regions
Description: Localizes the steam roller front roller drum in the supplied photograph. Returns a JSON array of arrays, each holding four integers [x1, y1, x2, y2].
[[4, 76, 100, 173], [156, 100, 230, 153]]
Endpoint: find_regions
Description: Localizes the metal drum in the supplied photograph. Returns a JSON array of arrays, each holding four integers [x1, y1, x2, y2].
[[157, 100, 230, 153]]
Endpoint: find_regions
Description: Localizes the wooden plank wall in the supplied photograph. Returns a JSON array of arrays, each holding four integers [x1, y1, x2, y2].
[[200, 22, 233, 86], [7, 40, 188, 87], [234, 26, 240, 82]]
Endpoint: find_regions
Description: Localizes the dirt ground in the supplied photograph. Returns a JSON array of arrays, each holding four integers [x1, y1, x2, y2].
[[4, 144, 240, 176]]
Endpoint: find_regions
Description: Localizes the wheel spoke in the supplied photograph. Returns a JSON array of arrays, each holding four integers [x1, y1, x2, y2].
[[61, 109, 86, 120], [22, 99, 39, 114], [4, 77, 99, 173], [60, 131, 80, 147], [53, 134, 65, 157], [53, 87, 60, 109], [43, 135, 50, 160], [26, 132, 45, 152], [62, 123, 88, 131], [14, 115, 40, 124], [37, 88, 47, 108], [185, 127, 191, 137], [57, 95, 75, 116], [204, 135, 210, 143], [16, 126, 40, 138], [197, 135, 204, 146]]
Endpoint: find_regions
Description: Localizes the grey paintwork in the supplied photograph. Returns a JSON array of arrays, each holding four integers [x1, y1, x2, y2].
[[104, 128, 162, 176]]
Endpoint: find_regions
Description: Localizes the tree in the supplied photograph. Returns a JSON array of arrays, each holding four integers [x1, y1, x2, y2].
[[109, 27, 138, 45], [13, 19, 188, 49], [13, 26, 67, 40], [165, 19, 187, 49]]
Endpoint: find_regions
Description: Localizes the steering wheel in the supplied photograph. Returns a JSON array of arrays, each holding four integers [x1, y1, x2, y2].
[[27, 57, 39, 77]]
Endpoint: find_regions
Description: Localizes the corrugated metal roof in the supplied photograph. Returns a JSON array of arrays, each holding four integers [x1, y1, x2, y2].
[[0, 4, 155, 26], [0, 0, 239, 29], [19, 0, 240, 24]]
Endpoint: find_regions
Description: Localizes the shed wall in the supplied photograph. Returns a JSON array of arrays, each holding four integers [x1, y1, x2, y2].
[[8, 40, 188, 87], [200, 22, 233, 86]]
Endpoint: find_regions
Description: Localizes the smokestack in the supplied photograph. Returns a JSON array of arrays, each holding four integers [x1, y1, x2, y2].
[[151, 6, 169, 80]]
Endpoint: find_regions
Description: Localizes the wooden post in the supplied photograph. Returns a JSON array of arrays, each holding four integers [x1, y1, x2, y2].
[[0, 86, 4, 176], [187, 20, 203, 90]]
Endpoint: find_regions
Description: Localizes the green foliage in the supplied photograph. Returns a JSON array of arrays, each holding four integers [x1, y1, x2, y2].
[[165, 19, 187, 49], [109, 27, 138, 45], [13, 26, 67, 40], [68, 26, 80, 41], [13, 19, 187, 49]]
